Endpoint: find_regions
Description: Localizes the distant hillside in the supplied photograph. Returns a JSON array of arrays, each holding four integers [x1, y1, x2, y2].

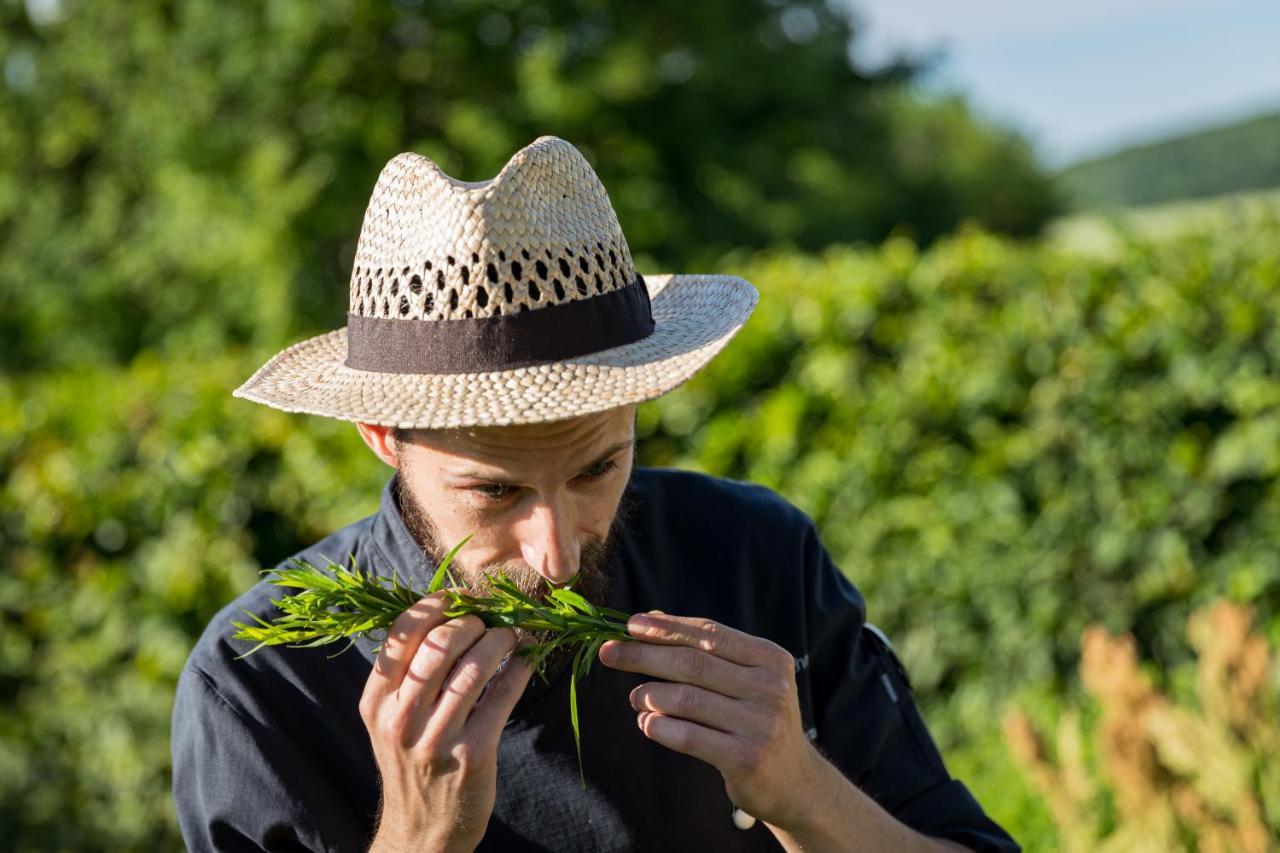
[[1056, 110, 1280, 210]]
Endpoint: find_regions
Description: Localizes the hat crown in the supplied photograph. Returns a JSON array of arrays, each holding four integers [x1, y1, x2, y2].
[[349, 136, 638, 322]]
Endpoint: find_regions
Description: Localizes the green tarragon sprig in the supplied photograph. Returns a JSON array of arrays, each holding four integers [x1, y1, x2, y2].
[[230, 534, 632, 786]]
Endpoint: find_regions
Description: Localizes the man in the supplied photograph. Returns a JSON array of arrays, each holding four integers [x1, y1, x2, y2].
[[172, 136, 1019, 852]]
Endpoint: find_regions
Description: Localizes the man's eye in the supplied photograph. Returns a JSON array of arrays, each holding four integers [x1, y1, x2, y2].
[[474, 484, 514, 501], [580, 459, 619, 481], [473, 461, 622, 502], [471, 460, 618, 502]]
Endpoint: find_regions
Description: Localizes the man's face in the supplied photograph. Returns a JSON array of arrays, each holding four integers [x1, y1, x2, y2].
[[378, 404, 638, 612]]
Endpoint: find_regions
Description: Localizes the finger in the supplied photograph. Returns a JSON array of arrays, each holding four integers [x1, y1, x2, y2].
[[630, 681, 759, 736], [466, 651, 535, 749], [362, 591, 453, 704], [624, 613, 770, 667], [636, 710, 745, 774], [599, 639, 758, 699], [428, 627, 518, 741], [394, 614, 487, 732]]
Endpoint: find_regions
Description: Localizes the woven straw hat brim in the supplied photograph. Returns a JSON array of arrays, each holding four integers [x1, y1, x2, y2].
[[232, 273, 757, 429]]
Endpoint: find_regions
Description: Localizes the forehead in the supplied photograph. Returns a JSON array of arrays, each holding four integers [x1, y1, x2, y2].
[[409, 405, 635, 474]]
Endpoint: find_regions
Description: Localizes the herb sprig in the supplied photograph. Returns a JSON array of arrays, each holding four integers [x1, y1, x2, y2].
[[230, 535, 632, 785]]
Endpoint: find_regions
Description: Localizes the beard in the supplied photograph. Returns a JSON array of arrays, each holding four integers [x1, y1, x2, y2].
[[392, 468, 636, 674]]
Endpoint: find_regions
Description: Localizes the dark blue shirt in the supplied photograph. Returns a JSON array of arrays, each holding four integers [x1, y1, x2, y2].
[[172, 466, 1019, 851]]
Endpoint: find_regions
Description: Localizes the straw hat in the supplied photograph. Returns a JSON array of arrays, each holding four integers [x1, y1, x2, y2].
[[232, 135, 758, 428]]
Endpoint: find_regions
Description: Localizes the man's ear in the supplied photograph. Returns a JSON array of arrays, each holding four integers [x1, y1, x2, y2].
[[356, 422, 401, 468]]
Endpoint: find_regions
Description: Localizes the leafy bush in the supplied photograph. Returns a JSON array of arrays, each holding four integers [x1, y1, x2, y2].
[[0, 355, 388, 850], [637, 210, 1280, 836], [5, 211, 1280, 847], [641, 214, 1280, 727]]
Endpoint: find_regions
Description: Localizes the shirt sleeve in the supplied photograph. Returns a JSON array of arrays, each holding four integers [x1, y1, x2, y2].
[[170, 665, 368, 853], [799, 517, 1022, 853]]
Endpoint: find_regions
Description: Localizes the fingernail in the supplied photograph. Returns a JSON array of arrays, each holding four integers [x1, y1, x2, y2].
[[600, 641, 619, 663], [628, 615, 656, 635], [629, 686, 639, 710], [648, 609, 665, 615]]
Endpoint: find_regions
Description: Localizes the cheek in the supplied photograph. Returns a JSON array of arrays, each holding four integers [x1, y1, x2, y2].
[[580, 478, 627, 535], [404, 476, 479, 542], [573, 492, 612, 533]]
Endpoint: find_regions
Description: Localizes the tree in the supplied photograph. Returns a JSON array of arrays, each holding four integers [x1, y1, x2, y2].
[[0, 0, 1058, 371]]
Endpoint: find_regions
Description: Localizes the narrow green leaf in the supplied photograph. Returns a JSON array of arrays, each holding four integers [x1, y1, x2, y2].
[[492, 574, 542, 608], [549, 587, 594, 615], [326, 636, 361, 659], [594, 605, 632, 622], [429, 533, 474, 593], [570, 664, 583, 789]]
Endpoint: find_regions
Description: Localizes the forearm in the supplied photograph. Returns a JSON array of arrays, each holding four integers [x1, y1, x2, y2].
[[764, 749, 972, 853]]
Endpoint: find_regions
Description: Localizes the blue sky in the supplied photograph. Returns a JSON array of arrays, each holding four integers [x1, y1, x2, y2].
[[846, 0, 1280, 168]]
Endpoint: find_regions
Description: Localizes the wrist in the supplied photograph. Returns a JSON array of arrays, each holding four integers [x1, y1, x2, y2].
[[771, 744, 841, 836], [764, 750, 947, 853], [370, 828, 475, 853], [370, 812, 477, 853]]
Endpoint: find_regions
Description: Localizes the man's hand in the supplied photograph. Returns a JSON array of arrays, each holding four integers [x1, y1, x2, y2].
[[360, 591, 534, 853], [598, 613, 970, 852], [596, 611, 824, 830]]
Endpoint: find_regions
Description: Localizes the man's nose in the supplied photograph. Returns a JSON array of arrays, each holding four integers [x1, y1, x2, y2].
[[519, 497, 577, 585]]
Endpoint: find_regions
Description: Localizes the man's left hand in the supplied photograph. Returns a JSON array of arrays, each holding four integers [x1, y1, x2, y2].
[[597, 611, 823, 831]]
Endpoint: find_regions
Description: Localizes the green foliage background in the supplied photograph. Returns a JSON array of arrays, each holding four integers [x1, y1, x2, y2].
[[7, 0, 1276, 850], [0, 0, 1055, 373]]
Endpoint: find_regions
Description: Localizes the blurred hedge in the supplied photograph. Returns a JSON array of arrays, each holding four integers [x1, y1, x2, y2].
[[0, 357, 389, 848], [656, 218, 1280, 722], [5, 214, 1280, 848]]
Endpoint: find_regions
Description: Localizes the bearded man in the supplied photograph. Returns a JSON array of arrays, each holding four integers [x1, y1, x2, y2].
[[171, 136, 1019, 853]]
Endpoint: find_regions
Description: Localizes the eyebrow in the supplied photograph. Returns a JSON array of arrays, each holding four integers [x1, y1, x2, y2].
[[453, 438, 635, 484]]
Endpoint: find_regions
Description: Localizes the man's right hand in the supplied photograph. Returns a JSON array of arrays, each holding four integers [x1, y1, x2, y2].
[[360, 590, 534, 853]]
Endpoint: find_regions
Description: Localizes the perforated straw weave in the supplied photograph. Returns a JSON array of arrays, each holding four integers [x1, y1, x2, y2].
[[349, 141, 639, 322], [233, 136, 759, 428]]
